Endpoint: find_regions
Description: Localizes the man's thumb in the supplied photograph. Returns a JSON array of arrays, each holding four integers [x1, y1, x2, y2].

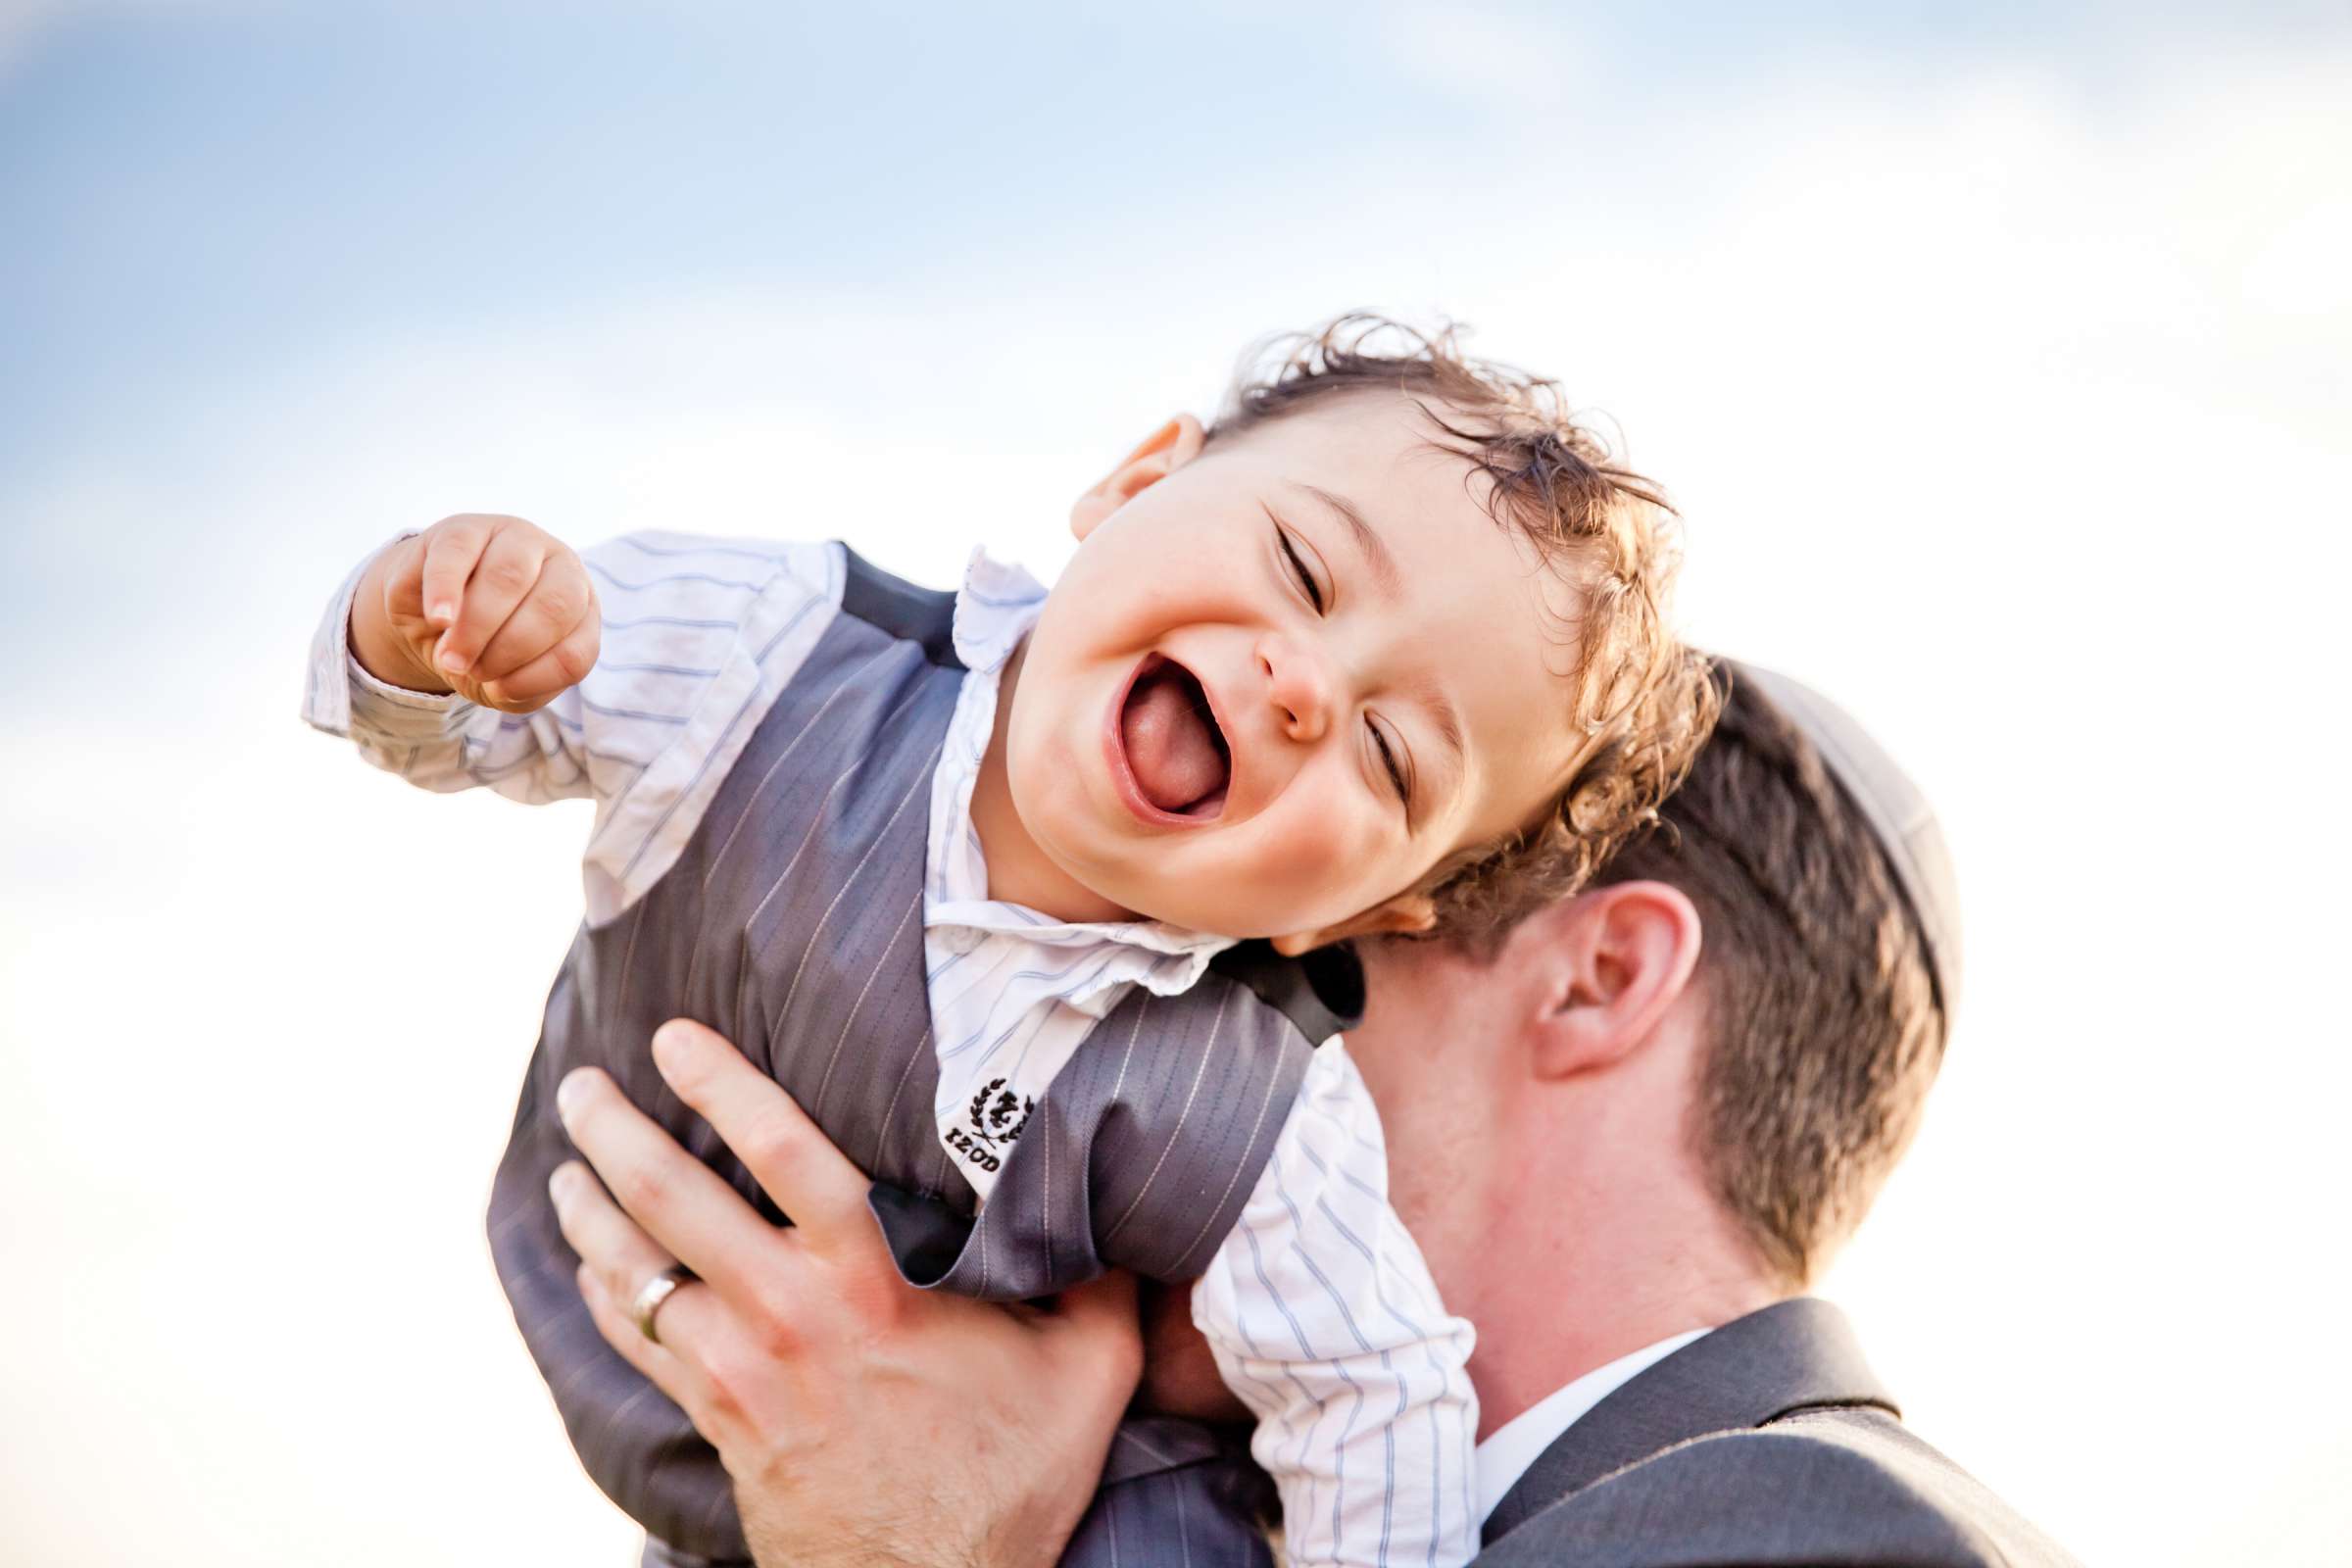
[[1050, 1269, 1144, 1383]]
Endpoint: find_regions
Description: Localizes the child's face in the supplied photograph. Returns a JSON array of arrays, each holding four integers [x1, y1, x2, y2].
[[1006, 390, 1590, 948]]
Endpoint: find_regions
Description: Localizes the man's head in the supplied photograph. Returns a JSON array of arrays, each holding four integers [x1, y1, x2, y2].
[[1586, 665, 1952, 1286], [1344, 662, 1952, 1386], [1005, 315, 1717, 952]]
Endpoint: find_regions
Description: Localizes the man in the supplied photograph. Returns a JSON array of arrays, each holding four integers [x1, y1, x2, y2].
[[547, 664, 2077, 1565]]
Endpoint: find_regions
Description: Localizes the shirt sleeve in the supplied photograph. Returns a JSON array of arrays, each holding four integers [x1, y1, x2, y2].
[[301, 529, 846, 924], [1192, 1038, 1480, 1568]]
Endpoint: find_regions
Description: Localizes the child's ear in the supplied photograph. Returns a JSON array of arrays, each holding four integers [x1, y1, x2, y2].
[[1070, 415, 1206, 540], [1269, 891, 1438, 957]]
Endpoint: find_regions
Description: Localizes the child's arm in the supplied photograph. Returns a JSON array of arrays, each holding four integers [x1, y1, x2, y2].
[[1192, 1039, 1480, 1568], [304, 516, 845, 921]]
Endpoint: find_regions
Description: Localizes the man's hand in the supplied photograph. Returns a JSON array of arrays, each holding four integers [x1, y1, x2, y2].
[[351, 513, 600, 713], [1137, 1283, 1250, 1422], [549, 1020, 1144, 1568]]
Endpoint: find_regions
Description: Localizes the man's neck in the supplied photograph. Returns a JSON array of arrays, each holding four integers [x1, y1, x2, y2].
[[1348, 920, 1794, 1445], [967, 641, 1135, 924], [1432, 1144, 1786, 1440]]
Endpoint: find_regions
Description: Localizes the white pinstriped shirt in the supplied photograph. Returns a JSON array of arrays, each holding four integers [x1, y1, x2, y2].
[[305, 531, 1477, 1567]]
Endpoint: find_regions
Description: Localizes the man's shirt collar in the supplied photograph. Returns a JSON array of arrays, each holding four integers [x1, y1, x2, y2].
[[1473, 1327, 1712, 1526]]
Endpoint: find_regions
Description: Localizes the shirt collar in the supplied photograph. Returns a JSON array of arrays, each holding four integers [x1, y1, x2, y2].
[[950, 545, 1050, 673], [1472, 1327, 1712, 1526]]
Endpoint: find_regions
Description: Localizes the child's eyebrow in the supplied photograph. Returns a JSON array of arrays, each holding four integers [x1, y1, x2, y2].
[[1295, 483, 1402, 601]]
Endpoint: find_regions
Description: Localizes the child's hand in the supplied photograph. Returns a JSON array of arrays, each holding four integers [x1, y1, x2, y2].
[[353, 514, 601, 714]]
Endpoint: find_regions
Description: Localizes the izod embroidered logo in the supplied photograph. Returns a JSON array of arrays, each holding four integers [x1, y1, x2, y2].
[[944, 1077, 1034, 1173], [970, 1077, 1033, 1146]]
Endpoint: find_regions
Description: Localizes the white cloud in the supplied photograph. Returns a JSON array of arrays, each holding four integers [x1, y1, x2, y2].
[[1373, 1, 1588, 113]]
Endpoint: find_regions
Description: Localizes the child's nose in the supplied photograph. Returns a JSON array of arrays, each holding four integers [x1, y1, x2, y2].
[[1257, 635, 1335, 744]]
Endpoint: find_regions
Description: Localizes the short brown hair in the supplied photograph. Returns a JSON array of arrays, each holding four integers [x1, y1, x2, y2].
[[1206, 314, 1719, 949], [1594, 668, 1947, 1286]]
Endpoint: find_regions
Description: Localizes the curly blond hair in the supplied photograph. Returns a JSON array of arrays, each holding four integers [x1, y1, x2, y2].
[[1206, 314, 1720, 953]]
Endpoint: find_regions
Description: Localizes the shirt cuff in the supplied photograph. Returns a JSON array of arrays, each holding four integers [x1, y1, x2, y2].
[[345, 651, 476, 741], [301, 534, 476, 742]]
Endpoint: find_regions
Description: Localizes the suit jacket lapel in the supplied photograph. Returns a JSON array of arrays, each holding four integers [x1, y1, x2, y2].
[[1481, 1298, 1899, 1545]]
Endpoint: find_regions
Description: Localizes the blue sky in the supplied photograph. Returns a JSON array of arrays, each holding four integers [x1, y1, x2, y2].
[[5, 0, 2339, 466], [5, 0, 2343, 668]]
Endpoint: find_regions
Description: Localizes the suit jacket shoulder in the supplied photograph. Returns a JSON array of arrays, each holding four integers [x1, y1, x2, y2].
[[1481, 1407, 2057, 1565], [1479, 1300, 2078, 1567]]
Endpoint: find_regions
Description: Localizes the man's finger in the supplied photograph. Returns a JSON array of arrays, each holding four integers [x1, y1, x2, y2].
[[1053, 1266, 1140, 1325], [1043, 1268, 1144, 1387], [576, 1260, 710, 1415], [549, 1158, 696, 1337], [649, 1019, 875, 1248], [556, 1066, 814, 1307]]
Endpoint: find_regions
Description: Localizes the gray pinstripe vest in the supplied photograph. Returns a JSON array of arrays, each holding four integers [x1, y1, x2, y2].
[[488, 550, 1357, 1562]]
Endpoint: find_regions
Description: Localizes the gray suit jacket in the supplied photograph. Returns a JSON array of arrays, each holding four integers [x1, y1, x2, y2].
[[1477, 1298, 2078, 1566]]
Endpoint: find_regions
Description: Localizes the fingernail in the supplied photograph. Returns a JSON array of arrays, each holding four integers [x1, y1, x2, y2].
[[439, 647, 468, 675], [547, 1163, 577, 1200], [480, 680, 505, 705], [556, 1068, 589, 1121], [427, 602, 452, 627], [652, 1021, 690, 1068]]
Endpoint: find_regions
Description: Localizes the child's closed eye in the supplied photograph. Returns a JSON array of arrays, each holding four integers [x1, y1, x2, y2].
[[1368, 715, 1413, 821], [1268, 512, 1328, 613]]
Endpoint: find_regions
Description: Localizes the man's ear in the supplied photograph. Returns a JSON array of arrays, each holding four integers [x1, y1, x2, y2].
[[1270, 891, 1438, 958], [1525, 881, 1703, 1080], [1070, 415, 1206, 540]]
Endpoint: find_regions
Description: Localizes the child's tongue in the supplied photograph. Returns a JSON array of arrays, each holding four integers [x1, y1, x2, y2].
[[1121, 665, 1228, 814]]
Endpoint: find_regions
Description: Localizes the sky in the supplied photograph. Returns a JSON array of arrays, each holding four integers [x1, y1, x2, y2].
[[2, 3, 2348, 1563]]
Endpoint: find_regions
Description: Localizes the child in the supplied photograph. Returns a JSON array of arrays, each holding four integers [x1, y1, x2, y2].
[[305, 317, 1716, 1566]]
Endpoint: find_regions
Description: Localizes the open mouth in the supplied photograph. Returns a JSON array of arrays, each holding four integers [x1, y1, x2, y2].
[[1111, 654, 1232, 821]]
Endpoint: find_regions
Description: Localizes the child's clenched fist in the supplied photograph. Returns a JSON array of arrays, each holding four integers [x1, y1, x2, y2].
[[351, 514, 601, 714]]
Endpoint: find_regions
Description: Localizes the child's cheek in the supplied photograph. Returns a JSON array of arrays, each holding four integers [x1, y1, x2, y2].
[[1245, 801, 1389, 907]]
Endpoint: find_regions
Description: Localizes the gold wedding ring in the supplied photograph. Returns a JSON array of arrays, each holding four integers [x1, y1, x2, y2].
[[630, 1264, 695, 1346]]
